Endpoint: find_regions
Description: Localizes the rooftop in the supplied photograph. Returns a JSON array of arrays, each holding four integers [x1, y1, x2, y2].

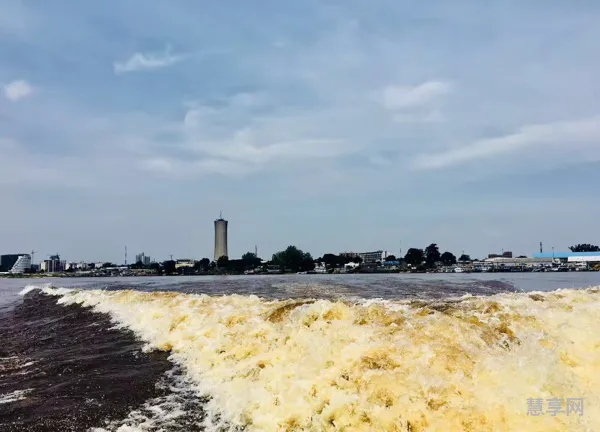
[[533, 252, 600, 259]]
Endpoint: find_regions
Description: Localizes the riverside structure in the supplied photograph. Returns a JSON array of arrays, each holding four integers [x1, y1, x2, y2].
[[214, 214, 228, 261]]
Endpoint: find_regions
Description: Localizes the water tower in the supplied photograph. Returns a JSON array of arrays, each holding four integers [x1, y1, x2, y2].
[[214, 212, 228, 261]]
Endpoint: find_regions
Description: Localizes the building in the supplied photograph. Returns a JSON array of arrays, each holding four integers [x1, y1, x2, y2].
[[358, 250, 388, 264], [42, 255, 65, 273], [488, 251, 513, 259], [1, 254, 27, 272], [483, 257, 553, 267], [175, 259, 194, 269], [65, 262, 89, 271], [135, 253, 152, 265], [0, 254, 32, 274], [214, 215, 228, 261], [532, 251, 600, 263]]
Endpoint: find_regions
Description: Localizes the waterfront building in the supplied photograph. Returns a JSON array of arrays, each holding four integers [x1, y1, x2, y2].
[[2, 254, 32, 274], [43, 255, 65, 273], [358, 250, 388, 264], [1, 254, 27, 272], [488, 251, 513, 259], [214, 214, 228, 261], [175, 259, 194, 269], [533, 251, 600, 263]]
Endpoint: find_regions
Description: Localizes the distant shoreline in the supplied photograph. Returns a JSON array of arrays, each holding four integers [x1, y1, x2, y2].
[[2, 267, 598, 279]]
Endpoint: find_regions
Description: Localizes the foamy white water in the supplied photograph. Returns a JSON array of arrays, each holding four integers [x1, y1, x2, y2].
[[35, 286, 600, 431], [0, 389, 33, 404]]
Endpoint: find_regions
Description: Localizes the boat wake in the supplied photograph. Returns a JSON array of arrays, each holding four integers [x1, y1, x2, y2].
[[13, 284, 600, 431]]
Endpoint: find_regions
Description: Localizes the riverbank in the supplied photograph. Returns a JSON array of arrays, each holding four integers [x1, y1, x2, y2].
[[2, 266, 598, 279]]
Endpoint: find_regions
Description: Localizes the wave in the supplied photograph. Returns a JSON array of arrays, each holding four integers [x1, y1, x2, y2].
[[25, 285, 600, 431], [0, 389, 33, 405]]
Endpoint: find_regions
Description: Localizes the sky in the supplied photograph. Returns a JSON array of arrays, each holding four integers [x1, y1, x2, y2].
[[1, 0, 600, 263]]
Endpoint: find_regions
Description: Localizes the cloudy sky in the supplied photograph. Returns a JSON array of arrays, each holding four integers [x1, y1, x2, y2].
[[1, 0, 600, 263]]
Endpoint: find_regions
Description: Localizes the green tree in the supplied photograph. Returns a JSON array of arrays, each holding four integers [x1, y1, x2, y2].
[[459, 254, 472, 263], [440, 251, 457, 266], [272, 246, 314, 272], [131, 260, 145, 270], [425, 243, 441, 267], [385, 255, 397, 262], [322, 253, 341, 270], [102, 262, 115, 268], [301, 253, 316, 271], [162, 260, 176, 275], [149, 262, 162, 275], [193, 258, 210, 272], [216, 256, 229, 269], [241, 252, 262, 268], [569, 244, 600, 252], [404, 248, 424, 267]]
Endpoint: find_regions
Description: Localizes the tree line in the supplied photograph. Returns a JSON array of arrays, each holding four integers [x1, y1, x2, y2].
[[124, 242, 600, 275]]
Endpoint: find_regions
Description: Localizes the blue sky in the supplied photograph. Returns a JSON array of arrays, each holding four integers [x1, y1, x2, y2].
[[1, 0, 600, 263]]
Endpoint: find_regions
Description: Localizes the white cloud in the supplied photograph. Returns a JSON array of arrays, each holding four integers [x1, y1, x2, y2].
[[2, 79, 34, 101], [381, 81, 452, 110], [113, 47, 185, 74], [411, 115, 600, 170], [393, 108, 446, 124]]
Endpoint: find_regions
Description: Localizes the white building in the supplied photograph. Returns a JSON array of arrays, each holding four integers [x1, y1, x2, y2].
[[9, 254, 32, 274], [358, 250, 388, 264], [175, 259, 194, 269]]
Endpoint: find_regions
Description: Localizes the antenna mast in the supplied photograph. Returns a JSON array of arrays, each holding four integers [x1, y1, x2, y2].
[[125, 246, 127, 266]]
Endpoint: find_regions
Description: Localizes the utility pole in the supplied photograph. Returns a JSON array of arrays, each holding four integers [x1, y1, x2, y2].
[[124, 246, 127, 266], [31, 250, 37, 270], [170, 254, 173, 261]]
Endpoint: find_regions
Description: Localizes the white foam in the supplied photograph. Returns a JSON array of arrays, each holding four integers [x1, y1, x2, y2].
[[0, 389, 33, 404], [42, 286, 600, 431], [19, 284, 74, 296]]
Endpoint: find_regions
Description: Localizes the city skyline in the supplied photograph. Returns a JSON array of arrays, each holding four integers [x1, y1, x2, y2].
[[1, 1, 599, 262], [2, 237, 591, 268]]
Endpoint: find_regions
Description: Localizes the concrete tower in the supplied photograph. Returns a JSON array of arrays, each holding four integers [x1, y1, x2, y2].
[[214, 213, 228, 261]]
